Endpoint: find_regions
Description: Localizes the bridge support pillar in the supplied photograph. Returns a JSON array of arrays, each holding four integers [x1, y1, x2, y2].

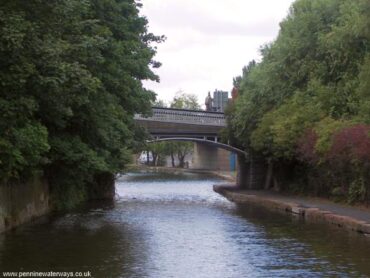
[[236, 153, 266, 189], [192, 143, 231, 171]]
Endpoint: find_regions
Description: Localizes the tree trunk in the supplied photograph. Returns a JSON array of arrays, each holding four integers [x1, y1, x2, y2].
[[171, 152, 175, 167], [152, 153, 158, 166], [178, 152, 185, 168], [265, 159, 273, 189]]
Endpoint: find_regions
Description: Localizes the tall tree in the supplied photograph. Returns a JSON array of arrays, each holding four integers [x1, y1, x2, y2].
[[227, 0, 370, 202], [142, 93, 200, 168], [169, 92, 198, 166], [170, 91, 201, 110], [0, 0, 163, 208]]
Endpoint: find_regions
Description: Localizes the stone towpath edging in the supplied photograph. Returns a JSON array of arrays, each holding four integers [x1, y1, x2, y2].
[[214, 184, 370, 236]]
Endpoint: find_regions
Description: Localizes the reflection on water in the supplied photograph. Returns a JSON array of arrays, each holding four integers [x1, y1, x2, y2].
[[0, 171, 369, 277]]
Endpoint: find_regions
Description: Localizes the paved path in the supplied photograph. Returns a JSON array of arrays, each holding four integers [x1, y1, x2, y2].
[[239, 190, 370, 223], [214, 185, 370, 235]]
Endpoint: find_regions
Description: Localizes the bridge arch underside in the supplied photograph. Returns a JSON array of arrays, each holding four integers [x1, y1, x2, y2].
[[147, 137, 246, 156], [148, 138, 245, 172], [135, 108, 267, 189]]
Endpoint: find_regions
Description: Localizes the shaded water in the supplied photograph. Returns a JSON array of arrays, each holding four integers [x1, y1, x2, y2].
[[0, 171, 370, 277]]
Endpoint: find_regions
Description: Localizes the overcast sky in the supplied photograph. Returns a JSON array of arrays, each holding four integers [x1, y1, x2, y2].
[[141, 0, 295, 106]]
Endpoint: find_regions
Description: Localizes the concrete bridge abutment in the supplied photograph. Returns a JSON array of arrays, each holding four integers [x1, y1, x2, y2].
[[236, 152, 267, 190], [191, 142, 267, 189], [192, 143, 233, 171]]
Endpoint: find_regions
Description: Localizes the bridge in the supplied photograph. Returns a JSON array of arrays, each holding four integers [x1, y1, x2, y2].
[[134, 107, 226, 141], [134, 107, 267, 190]]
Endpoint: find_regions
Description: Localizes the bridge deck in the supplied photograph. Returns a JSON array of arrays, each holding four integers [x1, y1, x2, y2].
[[134, 107, 226, 127]]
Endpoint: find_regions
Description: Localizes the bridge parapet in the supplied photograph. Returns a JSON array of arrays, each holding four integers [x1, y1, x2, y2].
[[134, 107, 226, 127]]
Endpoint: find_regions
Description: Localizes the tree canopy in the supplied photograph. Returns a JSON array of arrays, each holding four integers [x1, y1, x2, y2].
[[170, 91, 201, 110], [0, 0, 162, 208], [141, 92, 199, 167], [227, 0, 370, 202]]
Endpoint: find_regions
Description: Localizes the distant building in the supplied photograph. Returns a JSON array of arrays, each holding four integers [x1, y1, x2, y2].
[[205, 90, 229, 112], [213, 90, 228, 112]]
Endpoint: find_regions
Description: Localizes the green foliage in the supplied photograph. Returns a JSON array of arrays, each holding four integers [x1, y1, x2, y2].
[[0, 0, 161, 208], [348, 178, 367, 204], [313, 118, 352, 156], [168, 92, 198, 165], [153, 99, 167, 108], [146, 142, 167, 166], [0, 122, 49, 182], [251, 90, 324, 158], [52, 177, 88, 211], [174, 142, 192, 168], [170, 91, 201, 110], [141, 93, 198, 167], [227, 0, 370, 203], [356, 55, 370, 123]]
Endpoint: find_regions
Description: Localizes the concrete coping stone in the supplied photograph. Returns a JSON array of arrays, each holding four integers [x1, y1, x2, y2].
[[214, 187, 370, 237]]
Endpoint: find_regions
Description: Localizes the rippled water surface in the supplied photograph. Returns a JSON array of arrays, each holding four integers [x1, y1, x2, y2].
[[1, 170, 370, 277]]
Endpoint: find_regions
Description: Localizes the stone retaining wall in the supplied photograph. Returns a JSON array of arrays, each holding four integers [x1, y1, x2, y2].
[[0, 177, 50, 233], [214, 185, 370, 236]]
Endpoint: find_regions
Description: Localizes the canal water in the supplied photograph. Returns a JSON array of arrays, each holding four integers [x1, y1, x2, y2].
[[0, 171, 370, 277]]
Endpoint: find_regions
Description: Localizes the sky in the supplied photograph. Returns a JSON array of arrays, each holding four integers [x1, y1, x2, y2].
[[140, 0, 296, 106]]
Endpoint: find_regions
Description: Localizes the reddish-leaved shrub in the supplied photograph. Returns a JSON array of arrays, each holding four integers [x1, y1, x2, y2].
[[328, 125, 370, 164]]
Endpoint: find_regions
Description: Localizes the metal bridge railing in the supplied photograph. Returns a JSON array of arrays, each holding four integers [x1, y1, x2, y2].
[[134, 107, 226, 126]]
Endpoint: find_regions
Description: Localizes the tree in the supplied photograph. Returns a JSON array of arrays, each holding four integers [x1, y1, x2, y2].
[[153, 99, 167, 108], [226, 0, 370, 202], [176, 142, 193, 168], [147, 142, 167, 166], [232, 60, 256, 89], [0, 0, 162, 208], [141, 93, 200, 168], [164, 142, 177, 167], [169, 92, 199, 166], [170, 91, 201, 110]]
